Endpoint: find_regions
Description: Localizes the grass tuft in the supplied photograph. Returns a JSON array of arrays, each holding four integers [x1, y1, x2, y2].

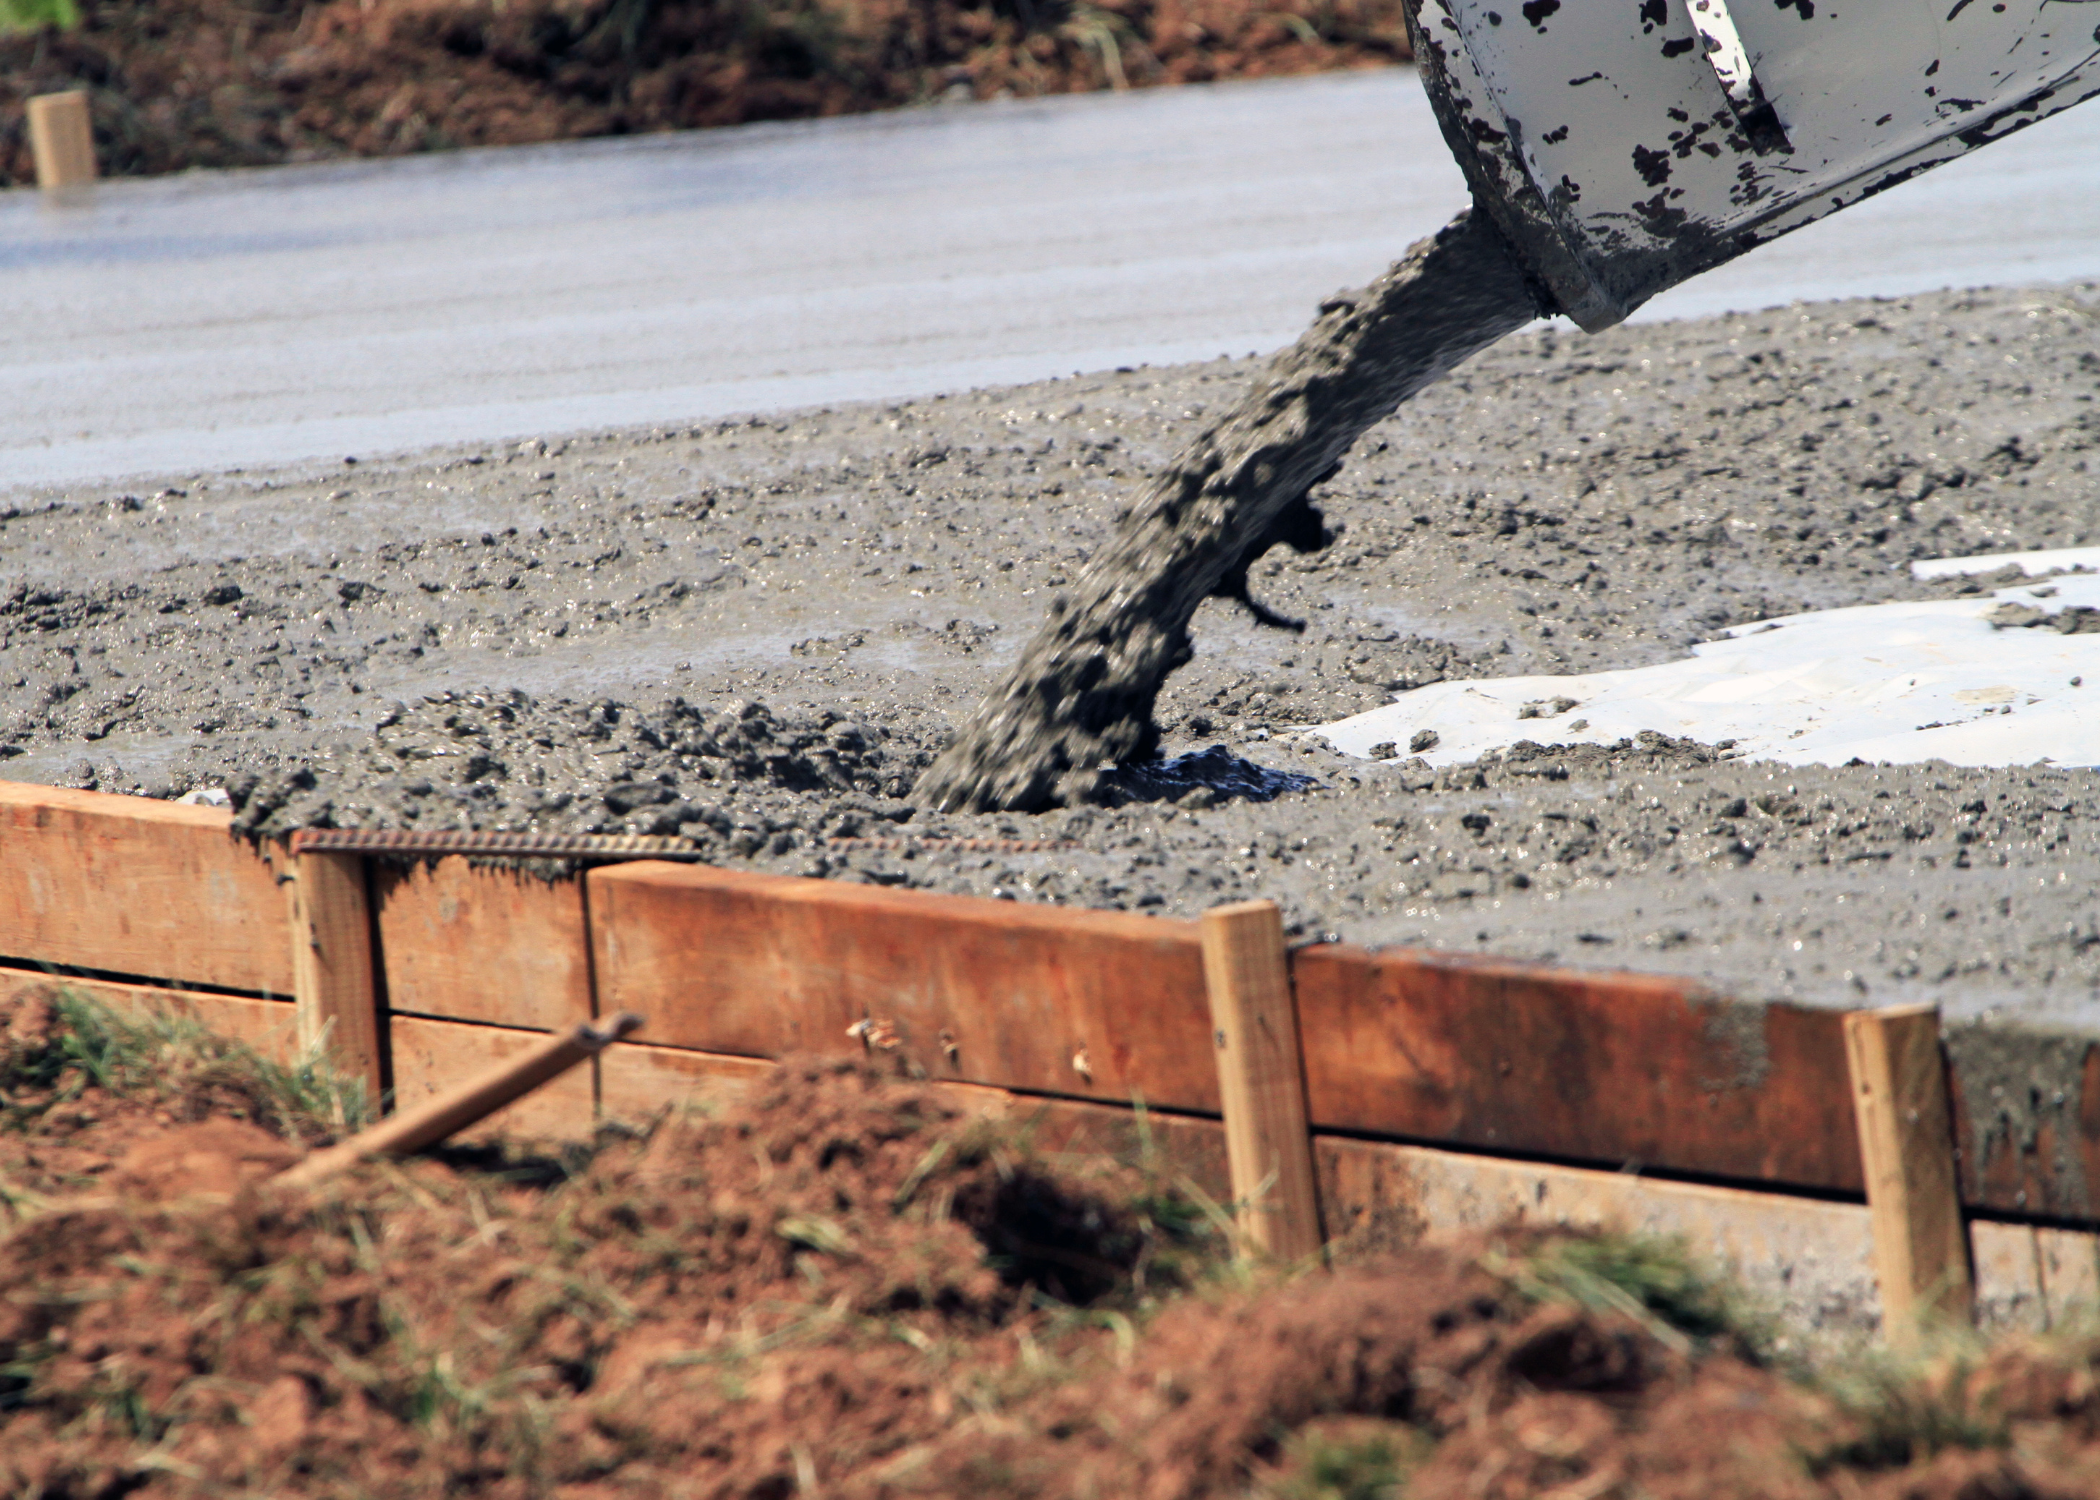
[[1, 987, 372, 1144], [1488, 1229, 1775, 1359], [0, 0, 77, 35], [1261, 1417, 1433, 1500]]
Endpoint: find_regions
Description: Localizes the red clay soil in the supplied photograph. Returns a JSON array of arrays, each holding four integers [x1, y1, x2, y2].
[[9, 988, 2100, 1498], [0, 0, 1412, 187]]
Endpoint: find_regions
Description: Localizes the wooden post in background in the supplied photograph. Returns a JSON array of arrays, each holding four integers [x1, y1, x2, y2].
[[1845, 1002, 1972, 1343], [28, 91, 97, 191], [287, 850, 385, 1109], [1201, 899, 1323, 1261]]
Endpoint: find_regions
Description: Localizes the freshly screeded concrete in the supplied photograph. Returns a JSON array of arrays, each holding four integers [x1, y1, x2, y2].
[[2, 281, 2098, 1031], [5, 67, 2098, 492]]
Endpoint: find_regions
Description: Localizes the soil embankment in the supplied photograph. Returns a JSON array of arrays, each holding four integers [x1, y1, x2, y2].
[[9, 986, 2100, 1499], [0, 0, 1410, 187], [3, 281, 2098, 1026]]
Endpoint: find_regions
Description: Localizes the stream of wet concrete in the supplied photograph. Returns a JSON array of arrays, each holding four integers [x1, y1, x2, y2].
[[3, 279, 2098, 1038]]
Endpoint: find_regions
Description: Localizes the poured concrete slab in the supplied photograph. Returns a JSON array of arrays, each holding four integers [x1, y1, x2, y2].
[[4, 69, 2098, 493]]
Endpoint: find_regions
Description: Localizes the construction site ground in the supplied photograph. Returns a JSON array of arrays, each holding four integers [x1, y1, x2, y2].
[[3, 279, 2098, 1032], [13, 983, 2100, 1500]]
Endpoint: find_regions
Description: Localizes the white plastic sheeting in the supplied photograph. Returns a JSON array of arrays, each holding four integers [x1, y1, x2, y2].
[[1316, 559, 2100, 771]]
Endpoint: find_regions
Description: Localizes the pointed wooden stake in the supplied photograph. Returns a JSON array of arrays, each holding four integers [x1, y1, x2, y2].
[[28, 91, 97, 191], [1201, 900, 1323, 1261], [1844, 1002, 1972, 1343], [287, 850, 385, 1108]]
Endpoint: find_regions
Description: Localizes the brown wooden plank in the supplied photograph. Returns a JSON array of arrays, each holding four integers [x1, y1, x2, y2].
[[0, 779, 293, 994], [1202, 900, 1323, 1260], [389, 1015, 594, 1141], [0, 964, 299, 1063], [1291, 943, 1863, 1195], [28, 90, 97, 189], [287, 851, 384, 1100], [599, 1041, 777, 1121], [1846, 1004, 1972, 1341], [2033, 1225, 2100, 1328], [588, 862, 1216, 1108], [1011, 1097, 1232, 1198], [372, 857, 592, 1031]]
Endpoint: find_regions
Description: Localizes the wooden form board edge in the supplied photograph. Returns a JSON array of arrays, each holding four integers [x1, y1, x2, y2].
[[0, 779, 296, 996], [0, 776, 2079, 1229], [1200, 900, 1324, 1261], [1845, 1002, 1974, 1341]]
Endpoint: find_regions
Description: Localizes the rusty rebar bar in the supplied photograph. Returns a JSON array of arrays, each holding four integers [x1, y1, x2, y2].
[[289, 829, 705, 861]]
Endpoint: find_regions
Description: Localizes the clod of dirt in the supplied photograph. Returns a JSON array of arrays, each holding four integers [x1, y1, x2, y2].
[[913, 207, 1545, 813], [104, 1119, 301, 1203]]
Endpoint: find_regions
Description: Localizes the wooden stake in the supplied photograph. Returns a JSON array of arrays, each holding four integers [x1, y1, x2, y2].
[[28, 91, 96, 191], [277, 1013, 642, 1190], [287, 850, 385, 1106], [1200, 899, 1323, 1261], [1844, 1002, 1972, 1342]]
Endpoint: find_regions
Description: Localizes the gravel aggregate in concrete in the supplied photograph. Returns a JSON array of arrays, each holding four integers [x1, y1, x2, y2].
[[3, 280, 2097, 1030]]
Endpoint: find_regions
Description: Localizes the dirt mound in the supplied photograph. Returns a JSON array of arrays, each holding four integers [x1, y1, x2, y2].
[[0, 0, 1412, 187], [13, 993, 2100, 1498], [103, 1118, 302, 1202], [0, 985, 357, 1220], [0, 1050, 1211, 1496]]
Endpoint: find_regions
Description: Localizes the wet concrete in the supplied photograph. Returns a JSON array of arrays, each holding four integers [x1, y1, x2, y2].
[[3, 280, 2099, 1033], [0, 70, 1469, 489], [915, 208, 1542, 813], [5, 68, 2099, 490]]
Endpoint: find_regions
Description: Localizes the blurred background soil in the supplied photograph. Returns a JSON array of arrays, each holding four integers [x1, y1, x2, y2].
[[0, 0, 1412, 187]]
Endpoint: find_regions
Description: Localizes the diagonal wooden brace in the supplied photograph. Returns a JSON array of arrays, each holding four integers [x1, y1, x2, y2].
[[277, 1012, 644, 1190]]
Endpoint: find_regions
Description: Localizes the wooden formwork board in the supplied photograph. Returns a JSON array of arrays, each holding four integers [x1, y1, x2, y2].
[[598, 1039, 777, 1120], [389, 1015, 594, 1141], [588, 862, 1217, 1109], [1948, 1042, 2100, 1225], [1320, 1134, 2100, 1335], [584, 862, 1867, 1196], [1294, 945, 1861, 1196], [9, 780, 2100, 1237], [372, 857, 592, 1031], [0, 783, 292, 995], [596, 1039, 1238, 1196], [0, 964, 300, 1063]]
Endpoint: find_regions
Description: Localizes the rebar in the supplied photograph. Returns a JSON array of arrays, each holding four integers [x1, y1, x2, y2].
[[287, 828, 706, 861]]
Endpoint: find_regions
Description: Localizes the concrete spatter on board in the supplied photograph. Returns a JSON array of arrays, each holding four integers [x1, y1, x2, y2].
[[1315, 569, 2100, 772]]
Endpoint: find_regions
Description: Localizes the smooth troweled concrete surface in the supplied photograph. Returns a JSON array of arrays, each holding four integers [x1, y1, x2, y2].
[[2, 67, 2096, 492]]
